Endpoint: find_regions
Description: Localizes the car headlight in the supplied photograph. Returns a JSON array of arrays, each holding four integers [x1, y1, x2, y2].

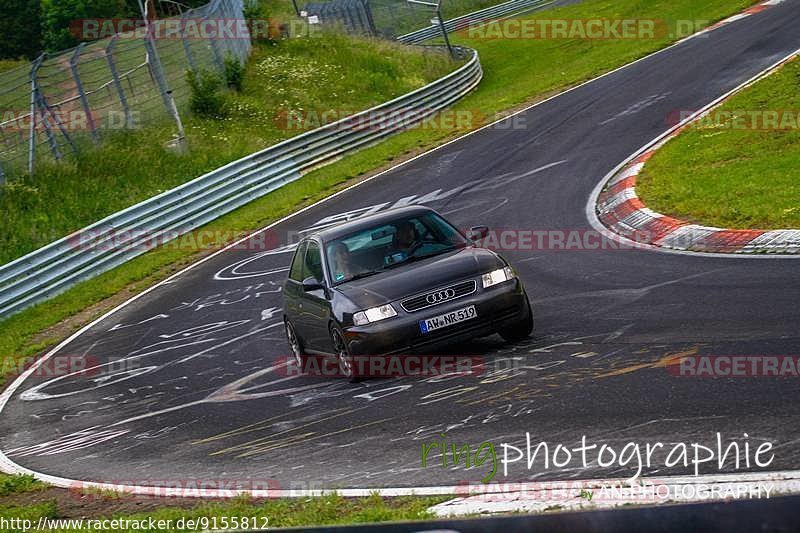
[[353, 304, 398, 326], [482, 266, 515, 288]]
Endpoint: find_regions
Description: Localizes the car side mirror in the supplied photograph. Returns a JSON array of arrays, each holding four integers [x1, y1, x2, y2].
[[467, 225, 489, 242], [301, 276, 324, 291]]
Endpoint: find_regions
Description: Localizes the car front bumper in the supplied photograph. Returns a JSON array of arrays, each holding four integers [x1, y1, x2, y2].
[[343, 278, 530, 356]]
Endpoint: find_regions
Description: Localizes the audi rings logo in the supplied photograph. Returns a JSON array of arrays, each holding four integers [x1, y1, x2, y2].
[[425, 288, 456, 305]]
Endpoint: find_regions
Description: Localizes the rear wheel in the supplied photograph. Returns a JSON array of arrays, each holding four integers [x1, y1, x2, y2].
[[499, 300, 533, 343], [285, 320, 308, 370], [330, 326, 360, 383]]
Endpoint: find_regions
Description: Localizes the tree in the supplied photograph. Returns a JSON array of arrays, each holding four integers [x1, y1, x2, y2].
[[40, 0, 137, 52], [0, 0, 42, 60]]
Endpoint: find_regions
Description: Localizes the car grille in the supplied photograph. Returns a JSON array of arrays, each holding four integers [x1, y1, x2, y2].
[[401, 280, 477, 313]]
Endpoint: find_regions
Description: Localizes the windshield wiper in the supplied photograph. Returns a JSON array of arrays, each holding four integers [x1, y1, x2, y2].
[[384, 245, 464, 270], [343, 270, 384, 282]]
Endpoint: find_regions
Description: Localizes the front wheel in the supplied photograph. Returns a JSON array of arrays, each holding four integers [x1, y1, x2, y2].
[[330, 326, 360, 383], [285, 319, 308, 369], [499, 300, 533, 342]]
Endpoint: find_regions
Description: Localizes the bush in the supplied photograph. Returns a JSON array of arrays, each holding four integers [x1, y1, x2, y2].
[[224, 56, 245, 92], [186, 69, 228, 118], [244, 3, 280, 44]]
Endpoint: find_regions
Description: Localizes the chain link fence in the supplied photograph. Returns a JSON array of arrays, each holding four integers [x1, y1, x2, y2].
[[303, 0, 508, 39], [0, 0, 254, 181]]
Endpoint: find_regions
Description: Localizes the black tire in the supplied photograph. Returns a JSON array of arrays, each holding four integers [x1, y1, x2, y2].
[[285, 319, 308, 370], [330, 325, 360, 383], [499, 300, 533, 343]]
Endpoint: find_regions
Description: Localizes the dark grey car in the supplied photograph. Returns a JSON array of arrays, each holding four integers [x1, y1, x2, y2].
[[282, 206, 532, 380]]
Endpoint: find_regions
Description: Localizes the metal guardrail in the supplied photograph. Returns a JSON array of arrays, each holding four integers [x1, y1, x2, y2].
[[0, 47, 482, 318], [398, 0, 554, 44]]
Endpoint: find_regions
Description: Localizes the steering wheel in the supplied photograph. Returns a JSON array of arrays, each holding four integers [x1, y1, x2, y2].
[[406, 240, 423, 257]]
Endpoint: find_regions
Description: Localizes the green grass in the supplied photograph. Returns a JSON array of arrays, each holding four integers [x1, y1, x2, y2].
[[0, 32, 456, 263], [637, 57, 800, 229], [0, 0, 758, 387], [119, 493, 446, 529], [0, 492, 448, 531], [0, 501, 59, 529], [0, 59, 24, 72], [370, 0, 504, 38], [0, 474, 46, 497]]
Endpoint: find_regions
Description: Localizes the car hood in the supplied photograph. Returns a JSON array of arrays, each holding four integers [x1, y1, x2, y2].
[[336, 247, 504, 308]]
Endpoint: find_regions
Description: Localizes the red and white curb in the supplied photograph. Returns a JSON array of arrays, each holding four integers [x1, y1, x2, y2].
[[595, 47, 800, 255], [676, 0, 787, 45]]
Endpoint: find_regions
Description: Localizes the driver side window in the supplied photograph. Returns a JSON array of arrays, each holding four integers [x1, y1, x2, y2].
[[304, 241, 324, 282], [289, 242, 307, 282]]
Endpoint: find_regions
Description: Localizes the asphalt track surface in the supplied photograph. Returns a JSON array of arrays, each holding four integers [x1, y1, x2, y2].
[[2, 1, 800, 493]]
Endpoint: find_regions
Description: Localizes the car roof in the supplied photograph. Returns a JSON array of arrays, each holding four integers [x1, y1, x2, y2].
[[309, 205, 439, 243]]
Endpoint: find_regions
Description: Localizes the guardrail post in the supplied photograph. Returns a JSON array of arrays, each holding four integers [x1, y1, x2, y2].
[[106, 36, 135, 129], [70, 43, 100, 143]]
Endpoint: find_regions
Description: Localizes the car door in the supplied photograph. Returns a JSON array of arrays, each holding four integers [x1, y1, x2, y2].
[[284, 241, 307, 329], [297, 240, 334, 353]]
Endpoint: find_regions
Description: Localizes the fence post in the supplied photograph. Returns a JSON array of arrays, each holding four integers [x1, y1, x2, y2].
[[237, 0, 252, 61], [436, 0, 456, 59], [227, 0, 247, 64], [70, 43, 100, 143], [209, 27, 227, 74], [37, 89, 79, 158], [144, 26, 187, 147], [180, 19, 198, 73], [35, 92, 62, 162], [27, 55, 43, 175], [405, 0, 456, 58], [106, 36, 135, 129]]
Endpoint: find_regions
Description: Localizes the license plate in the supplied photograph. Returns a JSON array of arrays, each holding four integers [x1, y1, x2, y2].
[[420, 305, 477, 334]]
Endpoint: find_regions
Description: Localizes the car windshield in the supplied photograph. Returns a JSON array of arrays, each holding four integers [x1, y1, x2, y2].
[[325, 212, 469, 285]]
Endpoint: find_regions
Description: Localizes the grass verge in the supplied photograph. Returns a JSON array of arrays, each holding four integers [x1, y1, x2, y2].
[[0, 0, 760, 387], [637, 56, 800, 229], [0, 29, 456, 263], [0, 484, 450, 531]]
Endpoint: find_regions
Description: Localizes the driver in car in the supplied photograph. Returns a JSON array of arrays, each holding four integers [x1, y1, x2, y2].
[[330, 242, 356, 282], [386, 220, 420, 265]]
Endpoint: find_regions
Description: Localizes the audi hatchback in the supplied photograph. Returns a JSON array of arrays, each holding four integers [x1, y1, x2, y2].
[[282, 206, 533, 380]]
